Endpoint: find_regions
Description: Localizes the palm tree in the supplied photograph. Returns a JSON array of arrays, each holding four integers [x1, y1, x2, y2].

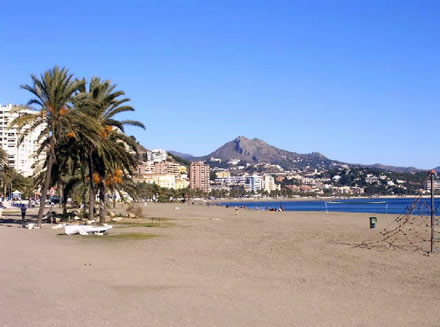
[[77, 77, 145, 222], [97, 134, 140, 221], [0, 146, 9, 197], [10, 66, 87, 226]]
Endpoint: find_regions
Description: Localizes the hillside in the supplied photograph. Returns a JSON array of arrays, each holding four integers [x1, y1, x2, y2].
[[203, 136, 335, 170], [170, 136, 434, 173]]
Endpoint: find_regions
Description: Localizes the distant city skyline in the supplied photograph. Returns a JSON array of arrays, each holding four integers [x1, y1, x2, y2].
[[1, 1, 439, 169]]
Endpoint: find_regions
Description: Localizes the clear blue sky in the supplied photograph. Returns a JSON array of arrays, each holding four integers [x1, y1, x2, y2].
[[1, 0, 439, 169]]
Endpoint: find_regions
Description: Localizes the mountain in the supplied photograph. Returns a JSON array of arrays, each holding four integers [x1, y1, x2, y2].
[[360, 164, 422, 174], [203, 136, 336, 170], [170, 136, 431, 173], [168, 151, 199, 161], [434, 166, 440, 172]]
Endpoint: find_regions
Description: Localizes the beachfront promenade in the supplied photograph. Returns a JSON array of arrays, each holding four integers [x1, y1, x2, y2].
[[1, 203, 439, 326]]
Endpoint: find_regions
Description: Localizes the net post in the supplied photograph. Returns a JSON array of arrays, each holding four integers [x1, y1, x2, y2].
[[430, 170, 435, 253]]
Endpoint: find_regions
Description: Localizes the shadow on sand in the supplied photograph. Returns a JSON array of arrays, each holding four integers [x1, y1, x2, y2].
[[0, 213, 38, 228]]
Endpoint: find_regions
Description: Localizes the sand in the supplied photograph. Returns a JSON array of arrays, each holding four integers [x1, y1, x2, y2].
[[1, 203, 439, 326]]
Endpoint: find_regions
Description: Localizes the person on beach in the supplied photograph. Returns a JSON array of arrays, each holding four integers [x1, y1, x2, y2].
[[20, 204, 27, 226]]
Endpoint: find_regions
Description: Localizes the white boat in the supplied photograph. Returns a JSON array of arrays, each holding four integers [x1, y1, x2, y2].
[[64, 225, 112, 235]]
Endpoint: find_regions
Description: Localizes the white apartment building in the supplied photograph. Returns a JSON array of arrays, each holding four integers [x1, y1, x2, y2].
[[263, 175, 280, 192], [150, 149, 167, 163], [0, 104, 45, 177], [245, 175, 264, 192]]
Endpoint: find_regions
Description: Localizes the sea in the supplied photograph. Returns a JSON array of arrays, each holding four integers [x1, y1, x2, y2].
[[220, 197, 440, 216]]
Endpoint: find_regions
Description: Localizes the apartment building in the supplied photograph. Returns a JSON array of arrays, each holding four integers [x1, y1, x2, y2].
[[245, 175, 264, 192], [0, 104, 45, 176], [190, 161, 210, 192], [138, 161, 185, 175]]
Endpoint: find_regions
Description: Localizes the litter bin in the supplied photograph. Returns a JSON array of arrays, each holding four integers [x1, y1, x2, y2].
[[369, 216, 377, 229]]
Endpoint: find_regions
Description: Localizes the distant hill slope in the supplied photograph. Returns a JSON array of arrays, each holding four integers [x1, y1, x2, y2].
[[170, 136, 430, 173], [168, 151, 199, 161], [357, 163, 422, 174], [203, 136, 335, 170]]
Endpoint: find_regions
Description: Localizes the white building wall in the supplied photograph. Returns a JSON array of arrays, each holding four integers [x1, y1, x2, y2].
[[0, 104, 45, 177], [150, 149, 167, 163], [264, 175, 279, 192], [246, 175, 264, 192]]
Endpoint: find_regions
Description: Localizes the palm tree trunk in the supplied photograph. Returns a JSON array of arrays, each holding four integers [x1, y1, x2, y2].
[[88, 153, 95, 219], [58, 182, 63, 208], [62, 184, 68, 215], [37, 137, 55, 226], [99, 179, 107, 223], [62, 196, 68, 215]]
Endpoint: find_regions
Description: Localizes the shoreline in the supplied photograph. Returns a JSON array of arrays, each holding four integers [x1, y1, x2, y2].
[[210, 195, 439, 203]]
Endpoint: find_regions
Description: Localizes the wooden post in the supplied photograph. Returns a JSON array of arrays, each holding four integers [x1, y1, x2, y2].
[[431, 172, 434, 253]]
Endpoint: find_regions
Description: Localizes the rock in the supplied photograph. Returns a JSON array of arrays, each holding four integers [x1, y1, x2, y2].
[[128, 213, 136, 218], [55, 218, 61, 223], [73, 216, 80, 220], [109, 211, 116, 217]]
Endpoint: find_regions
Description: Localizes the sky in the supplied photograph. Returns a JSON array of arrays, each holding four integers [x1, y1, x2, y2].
[[1, 0, 439, 169]]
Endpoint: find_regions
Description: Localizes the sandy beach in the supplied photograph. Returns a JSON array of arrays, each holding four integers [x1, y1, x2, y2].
[[1, 203, 439, 326]]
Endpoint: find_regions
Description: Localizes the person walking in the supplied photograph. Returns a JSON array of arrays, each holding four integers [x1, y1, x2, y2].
[[21, 204, 27, 227]]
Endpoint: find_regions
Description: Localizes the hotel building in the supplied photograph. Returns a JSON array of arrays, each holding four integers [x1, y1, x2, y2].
[[0, 104, 45, 177], [190, 161, 210, 192]]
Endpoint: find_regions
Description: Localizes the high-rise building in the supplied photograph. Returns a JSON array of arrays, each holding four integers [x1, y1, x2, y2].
[[190, 161, 210, 192], [263, 175, 280, 192], [0, 104, 45, 177], [245, 175, 264, 192]]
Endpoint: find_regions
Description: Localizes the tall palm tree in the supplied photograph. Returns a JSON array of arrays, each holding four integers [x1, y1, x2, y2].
[[10, 66, 88, 226], [0, 146, 9, 197], [77, 77, 145, 222]]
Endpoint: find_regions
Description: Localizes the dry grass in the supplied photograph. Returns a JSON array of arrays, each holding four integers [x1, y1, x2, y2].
[[113, 221, 176, 228], [82, 232, 160, 240]]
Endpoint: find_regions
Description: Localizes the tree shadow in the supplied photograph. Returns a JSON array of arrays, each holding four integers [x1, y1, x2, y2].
[[0, 213, 37, 228]]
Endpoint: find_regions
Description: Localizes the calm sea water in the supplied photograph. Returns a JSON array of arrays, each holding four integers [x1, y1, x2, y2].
[[220, 198, 440, 215]]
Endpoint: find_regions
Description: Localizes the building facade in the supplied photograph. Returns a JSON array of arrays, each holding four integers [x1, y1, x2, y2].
[[141, 174, 177, 189], [245, 175, 264, 192], [138, 161, 183, 175], [190, 161, 210, 192], [0, 104, 45, 177], [263, 175, 280, 192], [150, 149, 167, 163]]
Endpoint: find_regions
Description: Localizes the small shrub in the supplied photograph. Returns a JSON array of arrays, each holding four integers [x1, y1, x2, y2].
[[126, 204, 144, 218]]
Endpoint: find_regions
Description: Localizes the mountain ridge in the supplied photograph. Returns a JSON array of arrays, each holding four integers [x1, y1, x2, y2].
[[170, 136, 436, 173]]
